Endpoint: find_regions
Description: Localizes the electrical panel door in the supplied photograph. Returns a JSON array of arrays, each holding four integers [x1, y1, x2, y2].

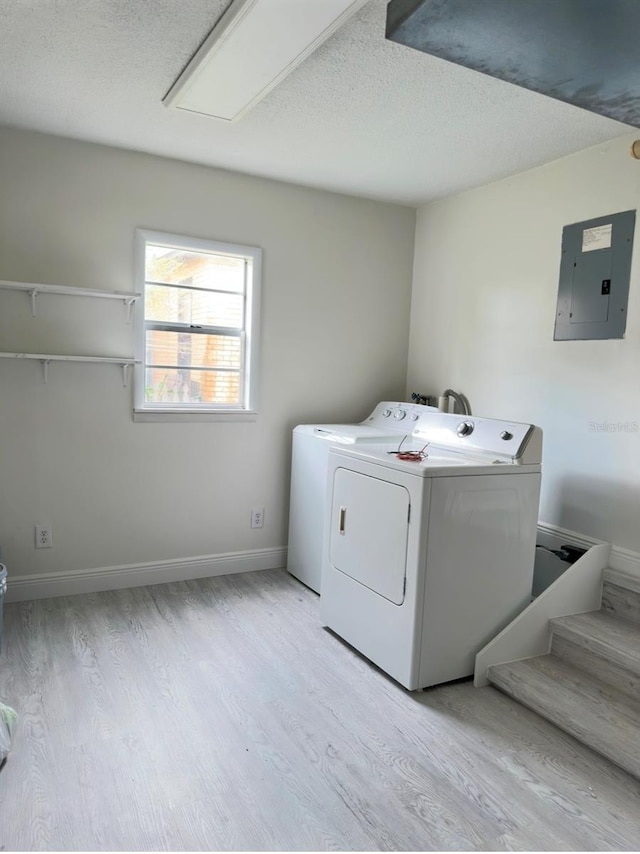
[[555, 209, 635, 340]]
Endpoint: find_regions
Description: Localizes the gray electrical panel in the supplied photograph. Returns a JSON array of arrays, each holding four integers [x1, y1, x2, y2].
[[555, 210, 635, 341]]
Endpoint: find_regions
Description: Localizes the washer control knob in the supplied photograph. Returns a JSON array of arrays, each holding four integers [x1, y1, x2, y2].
[[383, 409, 392, 417], [500, 430, 513, 441], [410, 413, 419, 421], [393, 409, 406, 420], [457, 421, 474, 437]]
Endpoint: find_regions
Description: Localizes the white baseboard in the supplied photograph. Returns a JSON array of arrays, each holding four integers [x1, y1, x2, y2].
[[536, 521, 604, 551], [538, 521, 640, 581], [5, 523, 639, 603], [5, 546, 287, 603]]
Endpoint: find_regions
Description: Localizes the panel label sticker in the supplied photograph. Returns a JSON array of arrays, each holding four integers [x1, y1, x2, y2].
[[582, 223, 612, 252]]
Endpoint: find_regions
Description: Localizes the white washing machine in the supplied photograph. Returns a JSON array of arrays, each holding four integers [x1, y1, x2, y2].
[[320, 412, 542, 690], [287, 401, 435, 593]]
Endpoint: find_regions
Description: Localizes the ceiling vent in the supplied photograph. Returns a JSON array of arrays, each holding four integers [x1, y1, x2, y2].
[[164, 0, 369, 122]]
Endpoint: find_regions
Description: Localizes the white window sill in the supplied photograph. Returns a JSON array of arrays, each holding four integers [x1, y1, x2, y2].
[[133, 409, 258, 423]]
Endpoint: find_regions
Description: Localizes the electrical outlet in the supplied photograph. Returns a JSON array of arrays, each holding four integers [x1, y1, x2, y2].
[[251, 508, 264, 529], [35, 525, 53, 549]]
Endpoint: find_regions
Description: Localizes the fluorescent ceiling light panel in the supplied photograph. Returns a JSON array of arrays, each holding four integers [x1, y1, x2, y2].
[[164, 0, 369, 122]]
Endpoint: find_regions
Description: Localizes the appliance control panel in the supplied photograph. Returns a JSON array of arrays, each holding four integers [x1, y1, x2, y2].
[[368, 401, 438, 430], [413, 412, 542, 465]]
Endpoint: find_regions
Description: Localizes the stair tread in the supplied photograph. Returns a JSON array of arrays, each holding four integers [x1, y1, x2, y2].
[[551, 611, 640, 668], [488, 655, 640, 777]]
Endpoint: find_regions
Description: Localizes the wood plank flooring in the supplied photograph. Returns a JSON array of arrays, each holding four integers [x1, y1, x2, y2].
[[1, 568, 640, 851], [487, 654, 640, 780]]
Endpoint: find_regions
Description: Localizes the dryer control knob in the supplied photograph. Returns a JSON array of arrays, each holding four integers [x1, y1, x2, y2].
[[457, 421, 474, 437], [410, 413, 419, 421], [393, 409, 406, 420], [500, 431, 513, 441], [383, 409, 392, 417]]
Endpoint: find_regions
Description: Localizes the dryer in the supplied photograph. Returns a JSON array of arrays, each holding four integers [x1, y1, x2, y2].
[[287, 401, 434, 593], [320, 412, 542, 689]]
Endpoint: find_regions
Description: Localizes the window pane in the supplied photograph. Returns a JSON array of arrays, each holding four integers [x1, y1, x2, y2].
[[145, 368, 241, 405], [145, 284, 243, 329], [146, 330, 241, 371], [146, 245, 245, 293]]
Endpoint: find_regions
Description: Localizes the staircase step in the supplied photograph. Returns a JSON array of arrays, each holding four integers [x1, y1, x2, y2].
[[487, 655, 640, 779], [602, 572, 640, 625], [550, 611, 640, 699], [551, 635, 640, 703]]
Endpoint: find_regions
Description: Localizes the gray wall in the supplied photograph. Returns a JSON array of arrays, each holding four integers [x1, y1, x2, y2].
[[0, 127, 415, 578], [408, 133, 640, 556]]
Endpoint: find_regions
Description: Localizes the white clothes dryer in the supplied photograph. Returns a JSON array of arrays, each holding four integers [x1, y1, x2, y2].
[[320, 412, 542, 689], [287, 401, 435, 593]]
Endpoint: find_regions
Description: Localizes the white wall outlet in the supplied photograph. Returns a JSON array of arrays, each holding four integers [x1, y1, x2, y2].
[[251, 508, 264, 529], [35, 525, 53, 549]]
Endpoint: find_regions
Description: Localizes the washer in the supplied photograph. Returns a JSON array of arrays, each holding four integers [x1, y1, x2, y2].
[[320, 411, 542, 689], [287, 401, 432, 593]]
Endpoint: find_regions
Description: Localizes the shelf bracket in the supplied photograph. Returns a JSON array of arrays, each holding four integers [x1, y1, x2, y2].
[[124, 298, 136, 324], [122, 363, 130, 387], [29, 289, 39, 318], [41, 359, 51, 384]]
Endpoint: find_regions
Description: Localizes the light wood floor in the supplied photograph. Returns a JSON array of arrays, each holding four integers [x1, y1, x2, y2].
[[1, 569, 640, 851]]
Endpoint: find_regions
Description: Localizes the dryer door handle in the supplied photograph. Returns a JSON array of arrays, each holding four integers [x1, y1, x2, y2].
[[338, 506, 347, 535]]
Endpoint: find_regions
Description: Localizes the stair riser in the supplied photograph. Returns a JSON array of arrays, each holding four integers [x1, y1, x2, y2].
[[551, 635, 640, 702], [602, 582, 640, 626], [488, 667, 640, 780]]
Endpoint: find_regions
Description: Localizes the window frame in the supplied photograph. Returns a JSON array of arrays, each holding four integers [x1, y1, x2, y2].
[[133, 229, 261, 421]]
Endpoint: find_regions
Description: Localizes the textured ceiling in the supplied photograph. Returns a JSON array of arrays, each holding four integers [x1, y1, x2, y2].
[[0, 0, 631, 206]]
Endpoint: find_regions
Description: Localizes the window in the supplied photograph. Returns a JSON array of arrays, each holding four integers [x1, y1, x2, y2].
[[134, 230, 261, 420]]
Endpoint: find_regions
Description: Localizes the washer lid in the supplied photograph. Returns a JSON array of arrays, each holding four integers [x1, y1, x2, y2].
[[293, 424, 402, 444]]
